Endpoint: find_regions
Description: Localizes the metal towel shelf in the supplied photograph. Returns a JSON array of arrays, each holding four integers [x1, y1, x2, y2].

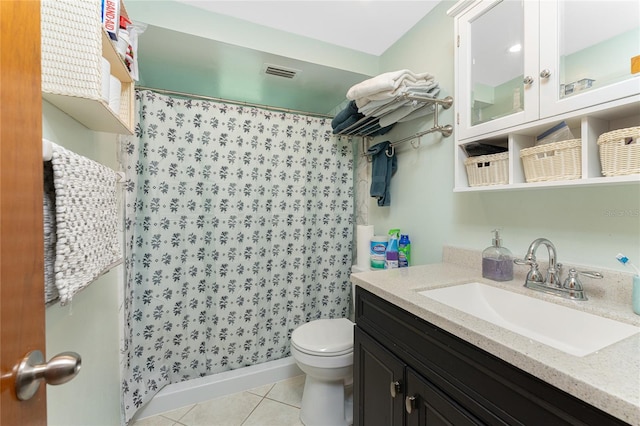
[[335, 94, 453, 159]]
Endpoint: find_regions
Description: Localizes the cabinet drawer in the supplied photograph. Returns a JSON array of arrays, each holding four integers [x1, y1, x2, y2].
[[355, 287, 629, 426]]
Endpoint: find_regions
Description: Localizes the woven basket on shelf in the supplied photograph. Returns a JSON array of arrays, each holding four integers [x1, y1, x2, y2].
[[464, 152, 509, 187], [41, 0, 103, 100], [520, 139, 581, 183], [597, 127, 640, 177]]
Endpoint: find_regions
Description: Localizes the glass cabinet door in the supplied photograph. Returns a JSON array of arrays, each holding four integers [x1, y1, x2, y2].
[[540, 0, 640, 117], [457, 0, 539, 140]]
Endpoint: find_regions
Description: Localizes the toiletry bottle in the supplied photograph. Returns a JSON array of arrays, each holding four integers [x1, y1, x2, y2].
[[399, 234, 411, 267], [385, 229, 400, 269], [370, 235, 388, 269], [482, 229, 513, 281]]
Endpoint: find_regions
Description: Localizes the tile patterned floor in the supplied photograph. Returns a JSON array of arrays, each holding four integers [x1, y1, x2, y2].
[[132, 375, 305, 426]]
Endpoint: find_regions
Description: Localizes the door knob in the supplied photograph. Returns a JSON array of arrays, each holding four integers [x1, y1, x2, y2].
[[390, 380, 403, 398], [15, 350, 81, 401], [405, 395, 417, 414]]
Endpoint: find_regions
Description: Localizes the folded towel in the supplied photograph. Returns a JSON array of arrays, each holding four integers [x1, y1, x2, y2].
[[332, 100, 366, 134], [378, 104, 424, 128], [333, 113, 366, 134], [357, 84, 441, 128], [357, 83, 440, 114], [49, 143, 122, 305], [331, 100, 360, 128], [43, 162, 59, 304], [379, 99, 439, 128], [359, 122, 396, 137], [398, 103, 436, 123], [367, 141, 397, 207], [358, 98, 410, 117], [356, 79, 439, 108], [347, 69, 434, 101]]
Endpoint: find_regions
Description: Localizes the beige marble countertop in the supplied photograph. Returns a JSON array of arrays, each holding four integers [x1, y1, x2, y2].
[[350, 248, 640, 425]]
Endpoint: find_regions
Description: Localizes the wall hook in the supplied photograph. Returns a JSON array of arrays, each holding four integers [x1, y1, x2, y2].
[[410, 137, 421, 150], [385, 145, 395, 157]]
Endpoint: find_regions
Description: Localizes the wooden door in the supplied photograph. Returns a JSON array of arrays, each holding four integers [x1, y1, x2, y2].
[[0, 0, 47, 425]]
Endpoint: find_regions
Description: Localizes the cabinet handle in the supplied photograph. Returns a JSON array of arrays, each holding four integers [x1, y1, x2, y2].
[[539, 69, 551, 79], [405, 395, 417, 414], [390, 380, 402, 398], [523, 76, 534, 85]]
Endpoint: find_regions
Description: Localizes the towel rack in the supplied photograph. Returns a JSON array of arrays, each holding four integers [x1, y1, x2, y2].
[[336, 94, 453, 138], [335, 95, 453, 160]]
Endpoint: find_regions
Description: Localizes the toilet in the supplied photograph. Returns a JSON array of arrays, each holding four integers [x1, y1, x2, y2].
[[291, 318, 354, 426], [290, 266, 368, 426]]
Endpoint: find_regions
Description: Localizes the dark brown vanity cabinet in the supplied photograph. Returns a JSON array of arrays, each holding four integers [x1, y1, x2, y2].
[[353, 287, 630, 426]]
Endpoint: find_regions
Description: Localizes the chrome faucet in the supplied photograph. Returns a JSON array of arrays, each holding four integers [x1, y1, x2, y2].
[[514, 238, 603, 301]]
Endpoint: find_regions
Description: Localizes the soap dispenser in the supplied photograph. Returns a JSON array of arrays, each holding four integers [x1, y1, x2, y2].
[[482, 229, 513, 281]]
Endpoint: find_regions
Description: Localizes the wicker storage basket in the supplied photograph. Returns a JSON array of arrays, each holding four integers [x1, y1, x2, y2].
[[464, 152, 509, 187], [597, 127, 640, 177], [41, 0, 103, 100], [520, 139, 581, 183]]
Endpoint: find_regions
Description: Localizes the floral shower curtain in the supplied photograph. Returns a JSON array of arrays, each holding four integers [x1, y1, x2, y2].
[[120, 90, 354, 423]]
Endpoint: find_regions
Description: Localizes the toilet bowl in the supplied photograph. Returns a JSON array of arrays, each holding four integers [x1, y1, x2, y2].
[[291, 317, 354, 426]]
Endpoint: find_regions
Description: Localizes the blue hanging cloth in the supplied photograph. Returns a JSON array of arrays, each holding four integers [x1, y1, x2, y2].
[[367, 141, 397, 207]]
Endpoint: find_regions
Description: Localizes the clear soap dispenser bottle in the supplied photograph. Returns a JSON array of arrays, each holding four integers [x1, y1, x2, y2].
[[482, 229, 514, 281]]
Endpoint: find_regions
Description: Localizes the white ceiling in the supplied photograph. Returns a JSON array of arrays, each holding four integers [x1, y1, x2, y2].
[[175, 1, 441, 55]]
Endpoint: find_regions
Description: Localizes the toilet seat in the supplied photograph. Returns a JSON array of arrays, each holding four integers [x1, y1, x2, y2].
[[291, 318, 354, 357]]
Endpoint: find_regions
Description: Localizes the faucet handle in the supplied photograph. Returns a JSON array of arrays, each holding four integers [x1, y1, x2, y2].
[[562, 268, 603, 291], [576, 270, 603, 280], [514, 258, 533, 266]]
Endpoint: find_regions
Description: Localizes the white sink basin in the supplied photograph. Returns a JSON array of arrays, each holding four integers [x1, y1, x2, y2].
[[418, 282, 639, 357]]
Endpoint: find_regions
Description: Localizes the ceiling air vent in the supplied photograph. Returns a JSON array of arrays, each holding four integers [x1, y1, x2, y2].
[[263, 64, 301, 79]]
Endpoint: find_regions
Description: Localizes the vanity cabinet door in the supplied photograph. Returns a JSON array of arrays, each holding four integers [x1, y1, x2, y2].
[[404, 368, 483, 426], [355, 286, 631, 426], [354, 327, 405, 426]]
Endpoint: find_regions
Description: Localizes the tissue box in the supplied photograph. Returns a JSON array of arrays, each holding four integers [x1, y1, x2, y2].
[[102, 0, 120, 41]]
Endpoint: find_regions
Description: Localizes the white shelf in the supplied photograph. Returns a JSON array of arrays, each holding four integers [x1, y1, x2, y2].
[[43, 91, 132, 135], [454, 174, 640, 192], [451, 0, 640, 192], [41, 0, 134, 135]]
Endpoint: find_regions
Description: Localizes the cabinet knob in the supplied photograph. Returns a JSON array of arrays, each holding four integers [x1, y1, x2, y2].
[[523, 76, 534, 85], [539, 69, 552, 79], [390, 380, 403, 398], [405, 395, 417, 414]]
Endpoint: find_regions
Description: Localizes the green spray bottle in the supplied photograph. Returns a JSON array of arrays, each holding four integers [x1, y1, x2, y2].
[[399, 234, 411, 267]]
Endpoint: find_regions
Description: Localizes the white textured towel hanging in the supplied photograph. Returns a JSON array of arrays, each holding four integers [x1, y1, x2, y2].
[[44, 142, 122, 305]]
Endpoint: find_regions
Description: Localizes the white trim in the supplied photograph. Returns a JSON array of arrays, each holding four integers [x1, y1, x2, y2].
[[132, 357, 303, 421], [446, 0, 478, 17]]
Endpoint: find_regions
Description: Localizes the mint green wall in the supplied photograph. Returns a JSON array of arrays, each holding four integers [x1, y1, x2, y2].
[[126, 0, 379, 76], [43, 102, 122, 426], [479, 75, 522, 124], [563, 28, 640, 89], [370, 0, 640, 272]]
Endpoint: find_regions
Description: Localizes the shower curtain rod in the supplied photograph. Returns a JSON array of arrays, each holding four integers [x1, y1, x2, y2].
[[135, 86, 334, 119]]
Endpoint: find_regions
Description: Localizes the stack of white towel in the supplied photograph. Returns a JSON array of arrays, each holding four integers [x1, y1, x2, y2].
[[346, 69, 440, 127]]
